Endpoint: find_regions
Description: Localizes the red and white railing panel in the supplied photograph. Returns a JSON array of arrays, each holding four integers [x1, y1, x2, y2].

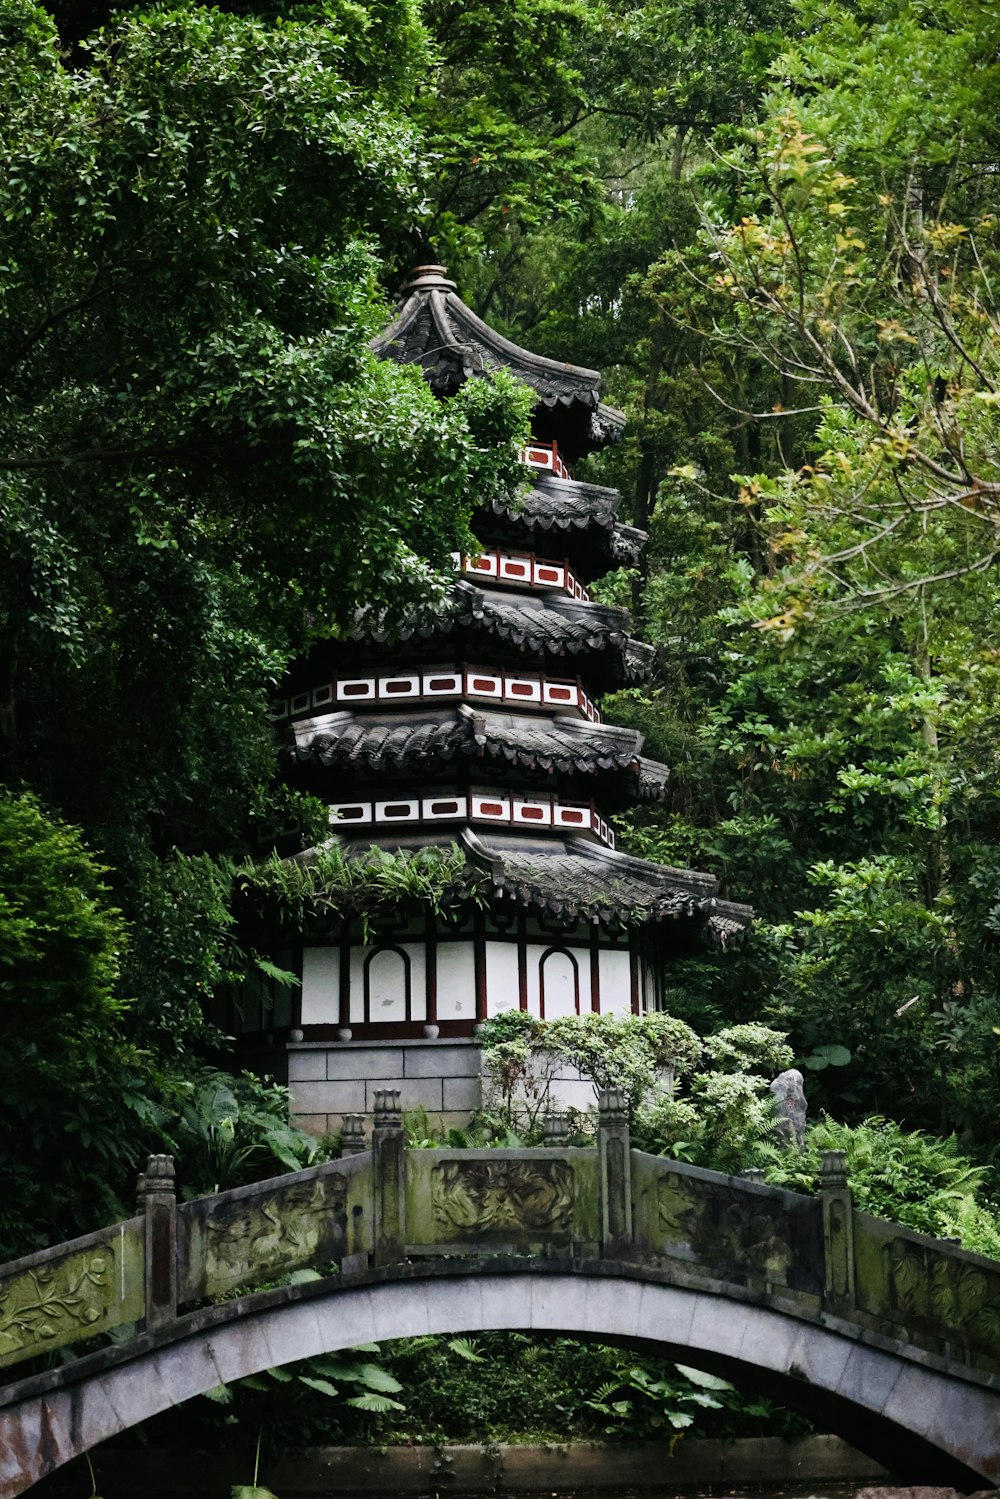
[[272, 669, 601, 723], [455, 548, 590, 602], [519, 441, 570, 480], [327, 789, 614, 849]]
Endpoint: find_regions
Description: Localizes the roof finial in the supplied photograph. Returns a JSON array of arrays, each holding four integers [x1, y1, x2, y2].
[[403, 264, 457, 293]]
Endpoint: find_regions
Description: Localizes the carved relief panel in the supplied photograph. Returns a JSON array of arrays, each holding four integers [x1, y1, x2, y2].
[[0, 1226, 144, 1372], [656, 1168, 823, 1295], [431, 1159, 575, 1238], [181, 1171, 350, 1300], [885, 1237, 1000, 1363]]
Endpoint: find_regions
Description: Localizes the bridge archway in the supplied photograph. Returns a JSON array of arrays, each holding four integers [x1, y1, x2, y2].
[[2, 1264, 997, 1496]]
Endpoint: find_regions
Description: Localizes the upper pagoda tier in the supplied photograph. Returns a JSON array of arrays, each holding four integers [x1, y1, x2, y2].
[[348, 580, 655, 692], [476, 473, 646, 581], [235, 264, 753, 1097], [286, 703, 671, 814], [221, 267, 752, 1137], [373, 265, 626, 462]]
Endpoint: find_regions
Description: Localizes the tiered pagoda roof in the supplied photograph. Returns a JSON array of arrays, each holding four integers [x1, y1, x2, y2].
[[373, 265, 626, 460], [287, 265, 752, 954], [477, 474, 646, 575], [349, 581, 655, 691], [307, 823, 750, 948], [289, 706, 670, 808], [468, 831, 749, 946]]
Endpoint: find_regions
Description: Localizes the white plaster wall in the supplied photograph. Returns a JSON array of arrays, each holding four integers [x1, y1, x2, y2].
[[303, 939, 645, 1028], [541, 949, 578, 1018], [436, 942, 477, 1020], [349, 943, 427, 1024], [485, 942, 520, 1016], [600, 949, 633, 1014], [523, 943, 590, 1018], [301, 947, 340, 1025]]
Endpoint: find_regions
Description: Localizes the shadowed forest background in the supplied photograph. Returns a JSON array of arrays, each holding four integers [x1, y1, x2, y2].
[[1, 0, 999, 1446]]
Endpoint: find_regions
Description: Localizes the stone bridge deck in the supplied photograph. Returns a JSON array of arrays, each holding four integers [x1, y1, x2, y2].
[[1, 1091, 998, 1494]]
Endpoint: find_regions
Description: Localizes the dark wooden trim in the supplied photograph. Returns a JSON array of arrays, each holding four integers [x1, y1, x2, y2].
[[426, 916, 438, 1025], [517, 913, 528, 1012], [339, 925, 351, 1031], [473, 912, 487, 1022], [629, 943, 640, 1016], [292, 951, 305, 1029], [590, 925, 601, 1014]]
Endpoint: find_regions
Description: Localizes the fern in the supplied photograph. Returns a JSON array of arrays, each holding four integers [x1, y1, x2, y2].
[[447, 1337, 485, 1363]]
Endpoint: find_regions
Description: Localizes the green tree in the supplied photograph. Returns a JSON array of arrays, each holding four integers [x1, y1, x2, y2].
[[0, 792, 139, 1251], [0, 0, 532, 1244], [603, 0, 1000, 1158]]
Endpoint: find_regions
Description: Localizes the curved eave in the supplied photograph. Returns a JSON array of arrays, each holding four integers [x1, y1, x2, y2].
[[483, 476, 646, 573], [285, 706, 670, 803], [462, 829, 753, 946], [351, 582, 655, 688], [296, 826, 753, 947], [372, 268, 625, 456]]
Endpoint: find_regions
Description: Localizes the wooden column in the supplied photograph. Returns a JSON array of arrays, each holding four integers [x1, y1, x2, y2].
[[628, 944, 640, 1015], [589, 925, 601, 1013], [338, 923, 352, 1032], [425, 915, 438, 1027], [473, 912, 487, 1022]]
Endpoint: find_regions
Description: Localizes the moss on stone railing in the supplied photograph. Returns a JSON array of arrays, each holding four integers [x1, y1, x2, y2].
[[2, 1089, 1000, 1382]]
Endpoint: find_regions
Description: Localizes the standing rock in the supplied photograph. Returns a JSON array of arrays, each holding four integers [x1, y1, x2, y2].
[[770, 1068, 807, 1148]]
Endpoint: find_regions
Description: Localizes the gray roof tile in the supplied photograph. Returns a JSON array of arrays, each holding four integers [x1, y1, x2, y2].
[[488, 476, 646, 569], [351, 582, 655, 686], [372, 267, 625, 454], [289, 706, 669, 801], [466, 830, 752, 945]]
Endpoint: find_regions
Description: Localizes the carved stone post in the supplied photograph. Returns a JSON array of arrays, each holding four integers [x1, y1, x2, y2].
[[137, 1154, 177, 1331], [820, 1149, 855, 1311], [341, 1114, 367, 1156], [543, 1111, 570, 1147], [740, 1167, 766, 1184], [597, 1089, 632, 1258], [372, 1089, 405, 1266]]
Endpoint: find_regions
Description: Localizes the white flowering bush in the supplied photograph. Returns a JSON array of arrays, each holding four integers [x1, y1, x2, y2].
[[479, 1010, 790, 1170]]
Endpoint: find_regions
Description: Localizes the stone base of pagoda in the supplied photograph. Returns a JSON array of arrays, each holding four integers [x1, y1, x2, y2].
[[287, 1036, 482, 1137], [241, 1034, 600, 1138]]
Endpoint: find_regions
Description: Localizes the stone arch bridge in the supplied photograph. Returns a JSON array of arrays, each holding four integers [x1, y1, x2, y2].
[[1, 1091, 998, 1495]]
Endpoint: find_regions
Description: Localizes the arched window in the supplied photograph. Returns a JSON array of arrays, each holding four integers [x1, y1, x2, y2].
[[364, 946, 411, 1024], [539, 947, 579, 1019]]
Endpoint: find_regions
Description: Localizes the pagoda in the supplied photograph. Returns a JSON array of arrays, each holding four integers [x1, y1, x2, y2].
[[228, 266, 751, 1134]]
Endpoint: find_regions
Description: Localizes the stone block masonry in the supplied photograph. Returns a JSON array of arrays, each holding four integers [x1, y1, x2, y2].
[[288, 1039, 483, 1136], [285, 1038, 607, 1136]]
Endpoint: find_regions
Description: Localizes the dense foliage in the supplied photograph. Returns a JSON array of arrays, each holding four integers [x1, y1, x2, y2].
[[458, 0, 1000, 1172], [477, 1008, 794, 1174], [0, 0, 530, 1250], [140, 1332, 810, 1451]]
